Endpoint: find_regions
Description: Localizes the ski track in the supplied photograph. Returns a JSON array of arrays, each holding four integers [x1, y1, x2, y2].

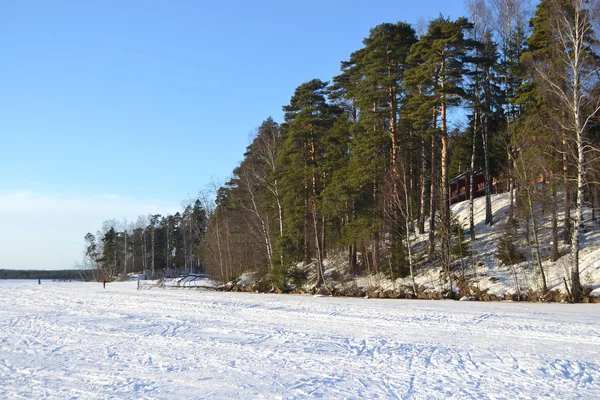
[[1, 281, 599, 399]]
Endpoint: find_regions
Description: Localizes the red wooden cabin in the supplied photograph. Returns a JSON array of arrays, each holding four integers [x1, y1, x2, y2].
[[448, 170, 510, 205]]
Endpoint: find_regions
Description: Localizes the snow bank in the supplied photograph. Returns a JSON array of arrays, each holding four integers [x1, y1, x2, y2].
[[163, 274, 216, 289]]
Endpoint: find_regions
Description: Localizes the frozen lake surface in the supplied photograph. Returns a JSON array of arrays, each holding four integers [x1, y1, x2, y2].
[[1, 280, 599, 399]]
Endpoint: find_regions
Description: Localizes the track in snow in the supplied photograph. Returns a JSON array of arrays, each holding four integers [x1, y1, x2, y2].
[[0, 280, 599, 399]]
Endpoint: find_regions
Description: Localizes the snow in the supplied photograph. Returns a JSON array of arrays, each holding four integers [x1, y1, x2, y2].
[[1, 280, 600, 398], [163, 275, 216, 289]]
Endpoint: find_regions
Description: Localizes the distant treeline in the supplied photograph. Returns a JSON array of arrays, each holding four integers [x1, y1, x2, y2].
[[0, 269, 95, 280]]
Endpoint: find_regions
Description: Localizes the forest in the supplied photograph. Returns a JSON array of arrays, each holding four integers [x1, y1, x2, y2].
[[0, 269, 92, 280], [82, 0, 600, 302]]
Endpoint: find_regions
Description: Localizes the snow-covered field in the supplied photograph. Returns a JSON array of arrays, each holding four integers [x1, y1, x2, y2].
[[1, 280, 599, 399]]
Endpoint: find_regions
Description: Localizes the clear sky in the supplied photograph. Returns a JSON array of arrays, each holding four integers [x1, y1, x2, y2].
[[0, 0, 467, 270]]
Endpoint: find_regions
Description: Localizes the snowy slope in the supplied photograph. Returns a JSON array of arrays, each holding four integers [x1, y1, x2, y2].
[[343, 192, 600, 300], [1, 280, 599, 399], [449, 192, 600, 298]]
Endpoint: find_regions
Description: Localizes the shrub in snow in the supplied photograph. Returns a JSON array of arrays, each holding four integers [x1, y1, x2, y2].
[[451, 218, 468, 258], [497, 217, 526, 266]]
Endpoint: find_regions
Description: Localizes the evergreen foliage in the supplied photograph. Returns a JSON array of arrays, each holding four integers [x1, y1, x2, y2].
[[83, 5, 600, 301]]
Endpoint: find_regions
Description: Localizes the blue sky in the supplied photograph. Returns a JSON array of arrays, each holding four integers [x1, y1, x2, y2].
[[0, 0, 467, 269]]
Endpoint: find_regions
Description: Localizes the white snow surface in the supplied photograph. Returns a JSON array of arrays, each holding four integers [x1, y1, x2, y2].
[[1, 281, 600, 399], [162, 276, 216, 289]]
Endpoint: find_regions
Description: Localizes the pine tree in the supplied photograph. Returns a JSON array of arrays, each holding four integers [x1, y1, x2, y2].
[[331, 22, 417, 273], [101, 227, 118, 279], [406, 16, 477, 268], [278, 79, 342, 287]]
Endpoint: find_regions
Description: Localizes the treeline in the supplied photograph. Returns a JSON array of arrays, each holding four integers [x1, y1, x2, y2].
[[0, 269, 92, 280], [86, 0, 600, 302], [82, 200, 207, 280]]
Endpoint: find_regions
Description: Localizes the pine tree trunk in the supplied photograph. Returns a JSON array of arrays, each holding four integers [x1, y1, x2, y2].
[[428, 132, 437, 257], [349, 243, 357, 275], [349, 203, 357, 274], [166, 223, 170, 271], [225, 223, 234, 281], [419, 135, 427, 234], [402, 163, 418, 296], [304, 195, 311, 265], [141, 230, 145, 272], [482, 114, 493, 225], [321, 214, 326, 259], [550, 174, 559, 262], [151, 226, 155, 278], [470, 111, 477, 243], [310, 136, 325, 287], [593, 184, 599, 224], [509, 149, 515, 211], [373, 231, 380, 274], [188, 222, 193, 273], [215, 216, 225, 283], [312, 204, 325, 287], [123, 230, 127, 276], [388, 51, 400, 198], [526, 188, 548, 294]]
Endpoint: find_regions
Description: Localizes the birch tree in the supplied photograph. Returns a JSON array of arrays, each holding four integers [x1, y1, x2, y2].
[[528, 0, 599, 301]]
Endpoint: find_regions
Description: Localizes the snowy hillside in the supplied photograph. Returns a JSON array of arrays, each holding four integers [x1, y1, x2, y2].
[[321, 192, 600, 302], [451, 193, 600, 299], [1, 280, 599, 398]]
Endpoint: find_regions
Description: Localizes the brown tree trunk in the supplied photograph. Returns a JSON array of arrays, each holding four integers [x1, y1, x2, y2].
[[550, 173, 559, 262], [348, 243, 357, 274], [321, 214, 326, 259], [482, 113, 493, 225], [304, 182, 311, 265], [428, 129, 437, 256], [526, 188, 548, 294], [419, 135, 427, 234], [470, 111, 478, 243], [373, 231, 380, 274], [310, 136, 325, 287]]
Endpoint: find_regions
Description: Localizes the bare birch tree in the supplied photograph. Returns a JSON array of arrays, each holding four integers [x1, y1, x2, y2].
[[532, 0, 600, 301]]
